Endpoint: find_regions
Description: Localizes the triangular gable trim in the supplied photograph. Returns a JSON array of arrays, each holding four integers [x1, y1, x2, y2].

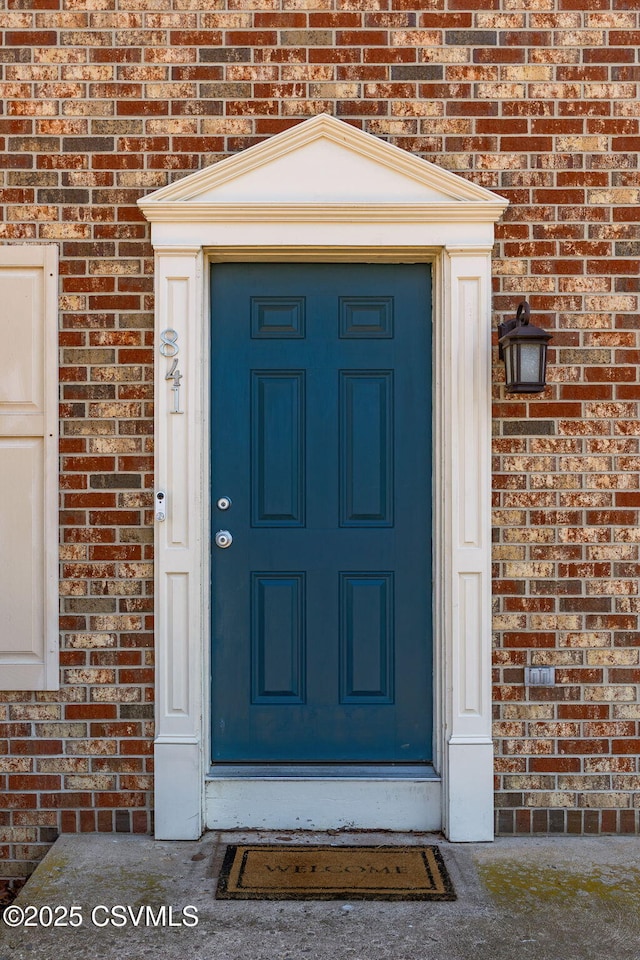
[[138, 114, 508, 211]]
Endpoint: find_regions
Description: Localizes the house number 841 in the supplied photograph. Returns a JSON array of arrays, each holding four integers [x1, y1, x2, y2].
[[160, 328, 183, 414]]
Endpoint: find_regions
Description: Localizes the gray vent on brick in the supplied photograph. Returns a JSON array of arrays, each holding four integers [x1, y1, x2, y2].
[[503, 421, 555, 435]]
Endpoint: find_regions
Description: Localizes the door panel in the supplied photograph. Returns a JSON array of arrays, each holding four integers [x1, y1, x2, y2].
[[211, 262, 432, 763], [251, 572, 305, 704], [251, 371, 305, 526], [340, 371, 393, 526], [340, 572, 394, 704]]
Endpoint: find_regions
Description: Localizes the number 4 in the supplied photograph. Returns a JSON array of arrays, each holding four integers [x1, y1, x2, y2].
[[166, 359, 183, 414]]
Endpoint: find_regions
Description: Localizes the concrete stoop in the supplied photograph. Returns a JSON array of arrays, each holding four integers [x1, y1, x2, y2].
[[2, 832, 640, 960]]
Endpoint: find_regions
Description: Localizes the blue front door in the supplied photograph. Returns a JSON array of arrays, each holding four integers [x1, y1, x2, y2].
[[211, 263, 432, 763]]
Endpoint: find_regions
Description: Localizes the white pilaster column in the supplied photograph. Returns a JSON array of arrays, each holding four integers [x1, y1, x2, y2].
[[153, 247, 205, 840], [440, 247, 495, 842]]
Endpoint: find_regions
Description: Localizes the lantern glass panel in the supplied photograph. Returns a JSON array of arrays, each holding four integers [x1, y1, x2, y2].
[[519, 343, 542, 384], [504, 344, 513, 385]]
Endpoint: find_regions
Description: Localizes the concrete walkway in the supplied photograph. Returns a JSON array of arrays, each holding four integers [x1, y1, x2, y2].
[[2, 831, 640, 960]]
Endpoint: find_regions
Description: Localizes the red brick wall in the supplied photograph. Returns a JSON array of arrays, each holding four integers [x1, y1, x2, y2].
[[1, 0, 639, 883]]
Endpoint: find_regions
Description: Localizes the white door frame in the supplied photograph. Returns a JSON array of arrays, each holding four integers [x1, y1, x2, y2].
[[139, 115, 508, 842]]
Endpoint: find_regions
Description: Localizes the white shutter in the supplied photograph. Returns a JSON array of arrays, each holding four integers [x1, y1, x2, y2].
[[0, 246, 58, 690]]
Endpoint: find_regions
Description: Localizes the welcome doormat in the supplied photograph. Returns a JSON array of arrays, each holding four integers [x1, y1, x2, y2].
[[215, 844, 456, 901]]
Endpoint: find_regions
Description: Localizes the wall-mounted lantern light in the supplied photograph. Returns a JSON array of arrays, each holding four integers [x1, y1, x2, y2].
[[498, 301, 552, 394]]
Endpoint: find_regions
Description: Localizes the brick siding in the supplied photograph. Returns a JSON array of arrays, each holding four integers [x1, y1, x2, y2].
[[0, 0, 639, 884]]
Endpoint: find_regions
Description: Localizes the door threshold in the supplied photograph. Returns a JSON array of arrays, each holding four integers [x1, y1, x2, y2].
[[205, 766, 442, 831], [208, 764, 439, 780]]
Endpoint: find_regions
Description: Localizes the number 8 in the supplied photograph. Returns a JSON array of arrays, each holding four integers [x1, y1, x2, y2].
[[160, 328, 179, 358]]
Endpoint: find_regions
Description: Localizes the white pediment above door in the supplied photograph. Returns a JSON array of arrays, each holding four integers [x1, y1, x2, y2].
[[138, 113, 508, 223]]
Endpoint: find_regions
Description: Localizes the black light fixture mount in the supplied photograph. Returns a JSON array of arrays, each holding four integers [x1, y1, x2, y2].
[[498, 300, 552, 394]]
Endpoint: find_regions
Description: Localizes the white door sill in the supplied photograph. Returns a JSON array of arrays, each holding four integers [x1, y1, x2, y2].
[[205, 766, 442, 831]]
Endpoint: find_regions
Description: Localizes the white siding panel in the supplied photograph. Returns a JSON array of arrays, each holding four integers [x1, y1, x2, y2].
[[0, 269, 44, 415], [0, 439, 44, 654], [0, 246, 58, 690]]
